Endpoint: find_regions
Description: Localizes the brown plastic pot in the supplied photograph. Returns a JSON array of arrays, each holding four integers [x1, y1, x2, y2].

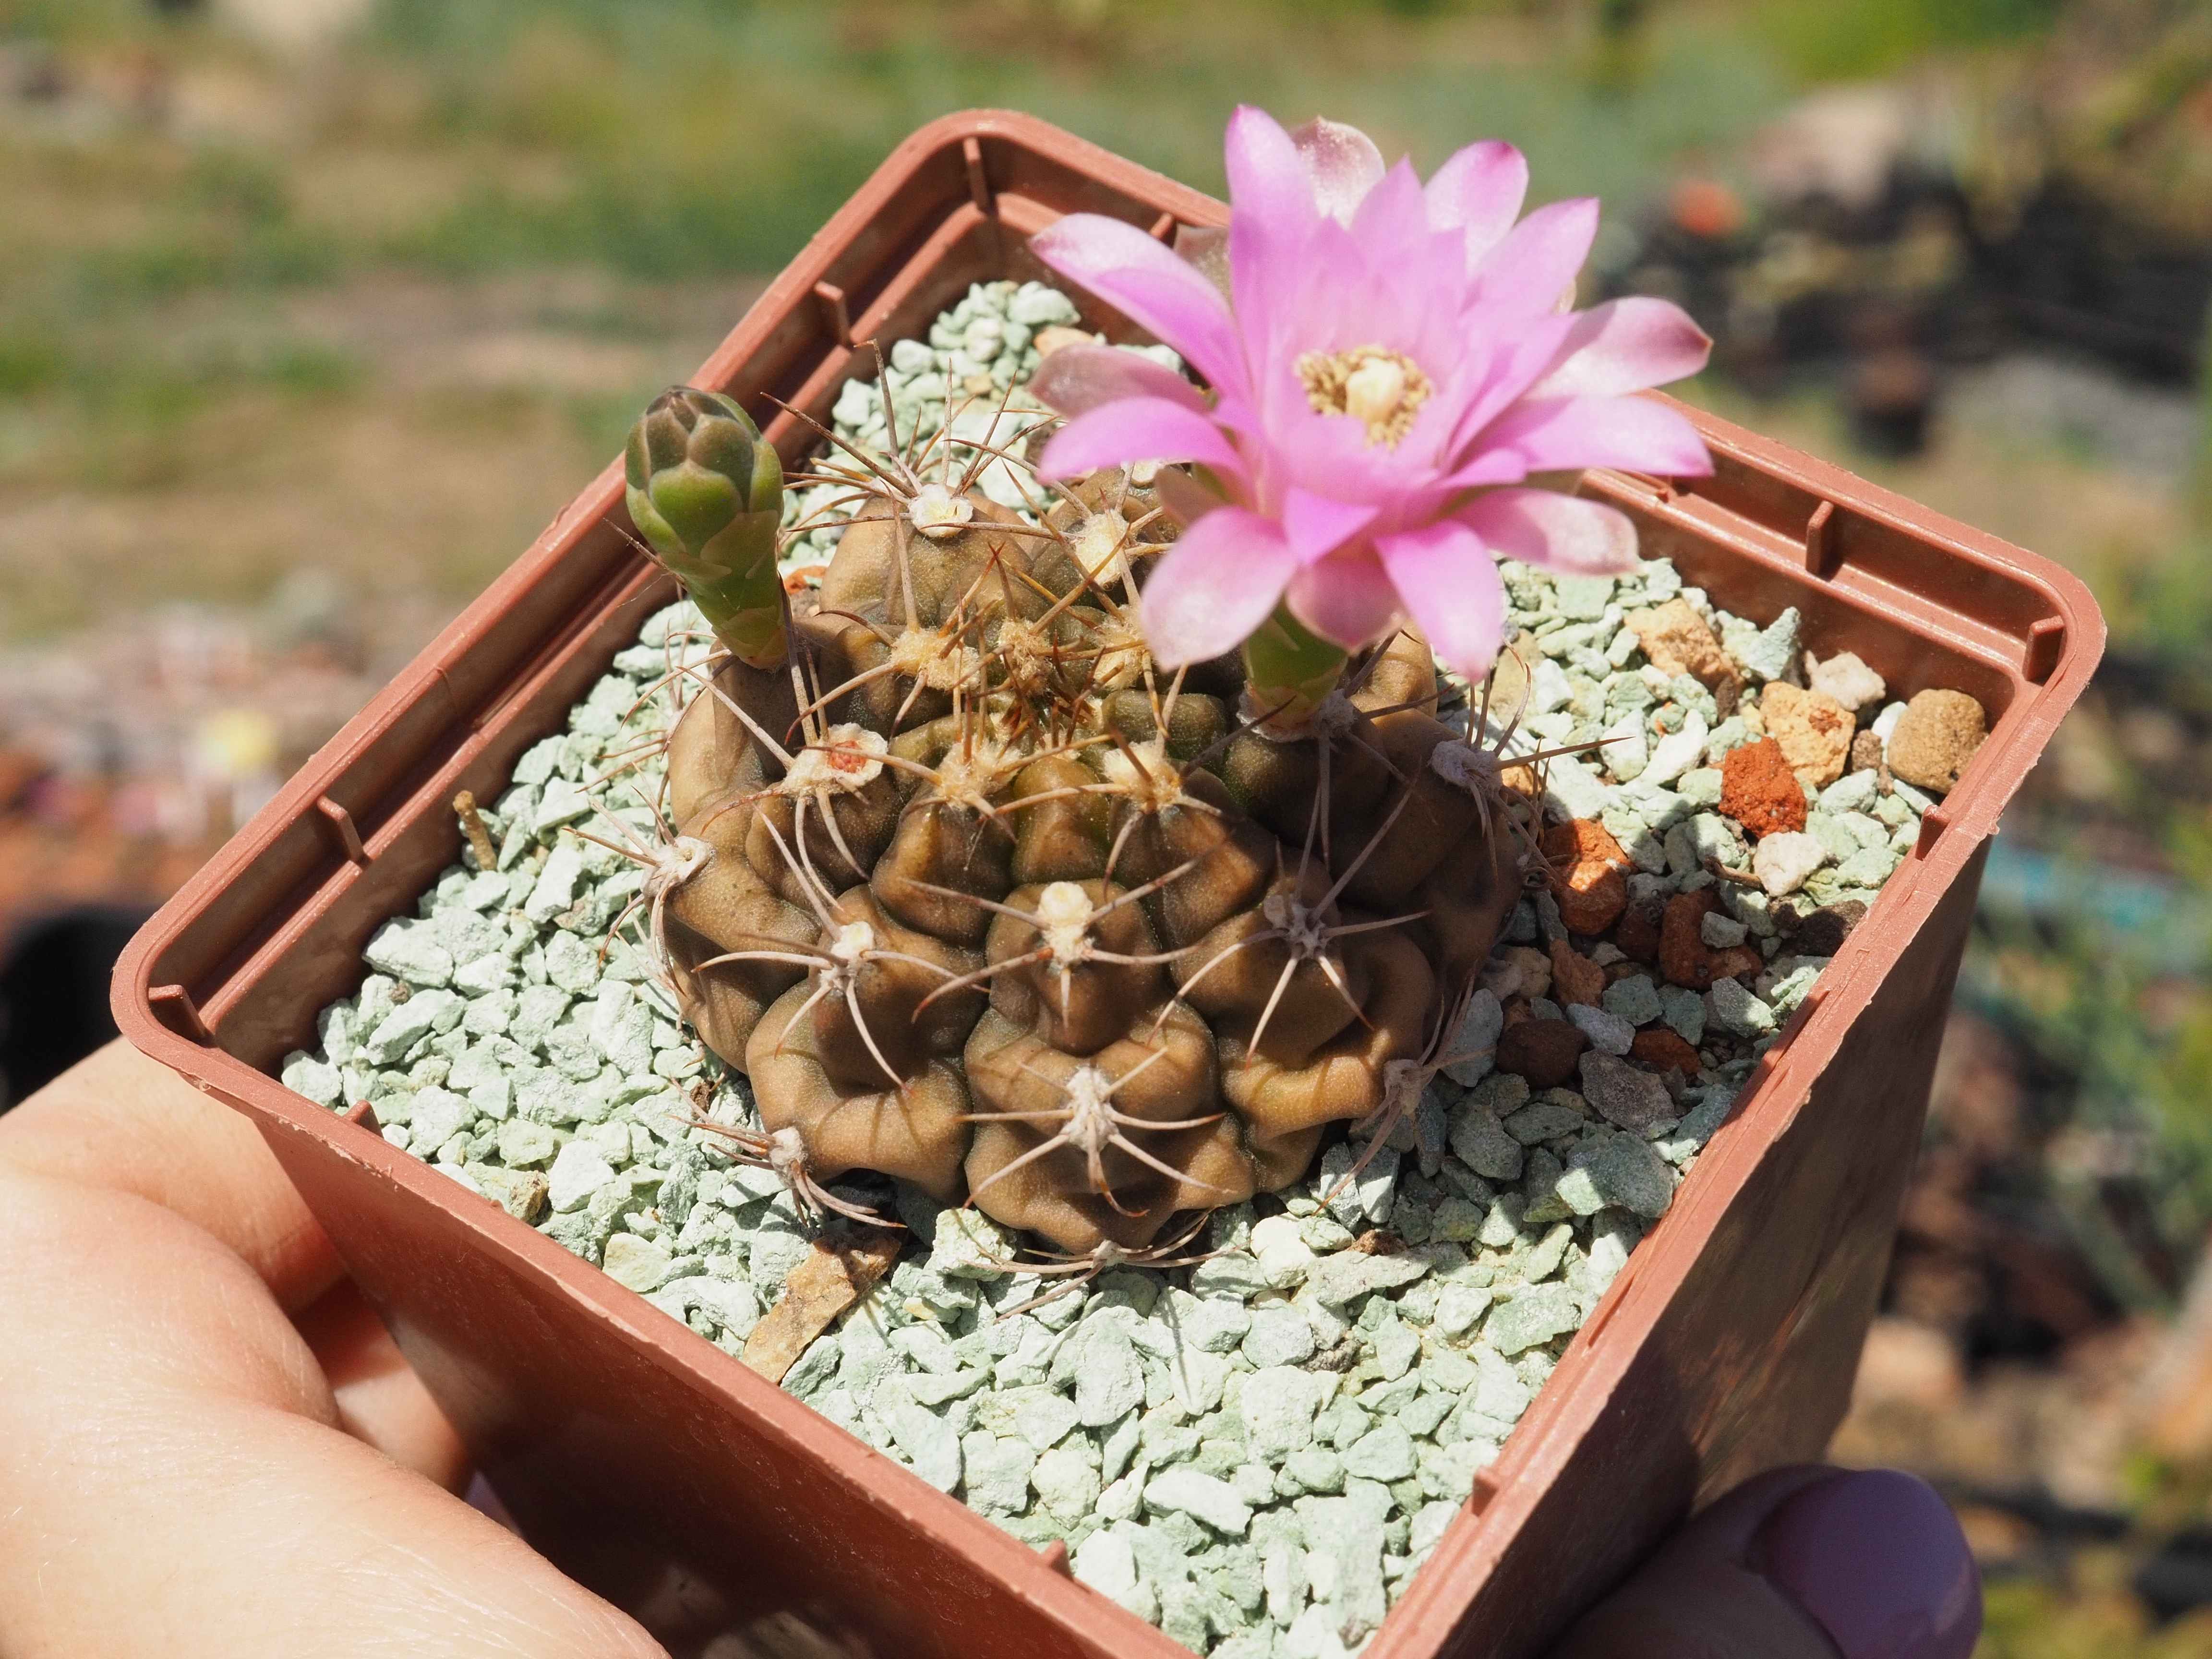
[[113, 111, 2102, 1659]]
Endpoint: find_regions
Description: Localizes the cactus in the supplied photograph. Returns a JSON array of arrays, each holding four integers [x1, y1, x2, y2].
[[625, 380, 1539, 1256]]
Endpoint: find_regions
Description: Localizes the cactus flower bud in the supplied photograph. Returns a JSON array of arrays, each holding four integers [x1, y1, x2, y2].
[[625, 386, 788, 669]]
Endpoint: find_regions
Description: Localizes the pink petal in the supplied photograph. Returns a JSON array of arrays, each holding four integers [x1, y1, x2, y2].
[[1285, 549, 1403, 650], [1423, 140, 1529, 267], [1029, 343, 1209, 417], [1290, 116, 1385, 225], [1429, 445, 1531, 497], [1526, 298, 1712, 399], [1037, 397, 1248, 483], [1226, 105, 1317, 229], [1479, 394, 1714, 477], [1225, 107, 1319, 376], [1375, 520, 1509, 680], [1467, 196, 1600, 320], [1442, 310, 1581, 457], [1281, 486, 1378, 566], [1140, 507, 1299, 666], [1456, 489, 1641, 576], [1030, 213, 1250, 402], [1349, 157, 1431, 259]]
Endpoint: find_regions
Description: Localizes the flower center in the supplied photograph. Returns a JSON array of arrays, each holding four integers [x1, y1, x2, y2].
[[1296, 345, 1432, 447]]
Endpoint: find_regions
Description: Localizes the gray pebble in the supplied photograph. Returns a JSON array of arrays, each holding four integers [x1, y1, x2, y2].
[[1566, 1003, 1635, 1056], [1600, 974, 1662, 1028], [1658, 984, 1707, 1046], [1707, 977, 1777, 1038], [869, 1388, 962, 1492], [1145, 1466, 1252, 1535], [1343, 1423, 1418, 1483], [1033, 1442, 1101, 1518], [961, 1432, 1035, 1514], [1242, 1303, 1319, 1368], [1241, 1367, 1334, 1460], [1306, 1250, 1430, 1309], [1446, 1102, 1524, 1182], [364, 919, 455, 988], [1486, 1283, 1582, 1356], [1074, 1322, 1147, 1427], [1576, 1052, 1675, 1131]]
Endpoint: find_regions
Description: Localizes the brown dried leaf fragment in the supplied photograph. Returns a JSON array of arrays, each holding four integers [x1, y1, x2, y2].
[[739, 1228, 904, 1384]]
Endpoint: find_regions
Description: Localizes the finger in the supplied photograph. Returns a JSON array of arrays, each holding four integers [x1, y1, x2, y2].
[[1549, 1464, 1980, 1659], [0, 1039, 338, 1310], [295, 1276, 472, 1490], [0, 1159, 669, 1659]]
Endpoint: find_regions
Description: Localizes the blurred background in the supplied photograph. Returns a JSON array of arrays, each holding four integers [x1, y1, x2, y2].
[[0, 0, 2208, 1649]]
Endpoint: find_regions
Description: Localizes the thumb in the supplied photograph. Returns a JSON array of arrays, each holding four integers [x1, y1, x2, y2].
[[1550, 1465, 1981, 1659]]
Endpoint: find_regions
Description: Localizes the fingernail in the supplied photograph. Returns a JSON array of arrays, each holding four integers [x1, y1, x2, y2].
[[1753, 1469, 1981, 1659]]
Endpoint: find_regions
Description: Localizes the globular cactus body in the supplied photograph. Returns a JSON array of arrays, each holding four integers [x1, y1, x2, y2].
[[646, 386, 1534, 1255]]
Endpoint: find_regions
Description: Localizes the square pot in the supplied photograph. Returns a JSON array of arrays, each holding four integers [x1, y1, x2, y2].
[[113, 110, 2103, 1659]]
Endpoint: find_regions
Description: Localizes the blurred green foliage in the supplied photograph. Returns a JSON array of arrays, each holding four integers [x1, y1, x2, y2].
[[1750, 0, 2063, 80], [1984, 1567, 2212, 1659], [0, 0, 1805, 292]]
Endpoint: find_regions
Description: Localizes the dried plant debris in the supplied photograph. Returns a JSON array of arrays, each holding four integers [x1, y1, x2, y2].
[[282, 281, 1968, 1659], [743, 1227, 905, 1384]]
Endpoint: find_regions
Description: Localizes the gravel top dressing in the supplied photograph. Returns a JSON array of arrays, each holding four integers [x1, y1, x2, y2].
[[284, 283, 1956, 1659]]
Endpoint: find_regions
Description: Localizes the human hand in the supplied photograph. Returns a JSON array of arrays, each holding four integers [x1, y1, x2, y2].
[[0, 1042, 1978, 1658], [1549, 1463, 1980, 1659], [0, 1039, 667, 1658]]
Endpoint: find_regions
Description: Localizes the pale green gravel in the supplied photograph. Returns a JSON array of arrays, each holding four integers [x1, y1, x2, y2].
[[283, 282, 1936, 1659]]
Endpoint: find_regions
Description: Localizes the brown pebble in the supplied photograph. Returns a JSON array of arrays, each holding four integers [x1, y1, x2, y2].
[[1659, 890, 1765, 990], [1631, 1027, 1704, 1078], [1718, 738, 1808, 838], [1542, 818, 1630, 936], [1614, 896, 1665, 964], [1543, 818, 1626, 868], [1495, 1019, 1590, 1089], [1480, 944, 1553, 1004], [1628, 598, 1737, 692], [1548, 939, 1607, 1008], [1850, 729, 1887, 777], [1887, 688, 1987, 794], [1760, 682, 1856, 790], [1781, 900, 1865, 958], [1033, 325, 1096, 358], [1555, 864, 1627, 938]]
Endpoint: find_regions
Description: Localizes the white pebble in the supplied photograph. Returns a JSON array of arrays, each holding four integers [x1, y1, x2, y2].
[[1807, 650, 1886, 713], [1753, 831, 1827, 897], [547, 1139, 615, 1212]]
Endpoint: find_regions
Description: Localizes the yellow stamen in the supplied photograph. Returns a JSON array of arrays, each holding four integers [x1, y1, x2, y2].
[[1295, 344, 1432, 448]]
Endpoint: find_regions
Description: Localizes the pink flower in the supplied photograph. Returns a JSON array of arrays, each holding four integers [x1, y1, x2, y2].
[[1028, 108, 1714, 680]]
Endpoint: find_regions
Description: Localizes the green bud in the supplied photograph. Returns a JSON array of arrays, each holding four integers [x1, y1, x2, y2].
[[625, 386, 788, 668]]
